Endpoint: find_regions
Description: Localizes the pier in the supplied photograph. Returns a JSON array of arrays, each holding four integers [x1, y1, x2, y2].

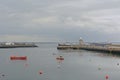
[[57, 39, 120, 54]]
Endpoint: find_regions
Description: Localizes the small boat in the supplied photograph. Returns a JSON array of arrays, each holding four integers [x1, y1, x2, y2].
[[56, 56, 64, 60], [10, 56, 27, 60]]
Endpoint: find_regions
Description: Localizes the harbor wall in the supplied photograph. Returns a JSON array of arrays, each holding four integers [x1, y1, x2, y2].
[[57, 44, 120, 54]]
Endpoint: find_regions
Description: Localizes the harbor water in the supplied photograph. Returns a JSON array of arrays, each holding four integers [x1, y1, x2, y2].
[[0, 43, 120, 80]]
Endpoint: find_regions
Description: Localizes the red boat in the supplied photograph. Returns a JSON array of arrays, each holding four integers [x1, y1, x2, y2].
[[56, 56, 64, 60], [10, 56, 27, 60]]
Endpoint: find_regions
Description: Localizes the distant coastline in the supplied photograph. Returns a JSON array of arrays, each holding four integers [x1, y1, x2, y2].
[[0, 42, 38, 48]]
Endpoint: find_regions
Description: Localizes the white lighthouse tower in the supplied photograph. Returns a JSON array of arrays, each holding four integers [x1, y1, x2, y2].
[[79, 37, 84, 45]]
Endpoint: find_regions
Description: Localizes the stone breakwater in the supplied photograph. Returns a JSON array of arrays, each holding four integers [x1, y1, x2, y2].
[[57, 43, 120, 54], [0, 42, 38, 48]]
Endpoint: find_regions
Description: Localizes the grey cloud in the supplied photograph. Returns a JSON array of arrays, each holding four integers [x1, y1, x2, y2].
[[0, 0, 120, 42]]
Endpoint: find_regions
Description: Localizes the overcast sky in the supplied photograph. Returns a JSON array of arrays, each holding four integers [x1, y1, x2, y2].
[[0, 0, 120, 42]]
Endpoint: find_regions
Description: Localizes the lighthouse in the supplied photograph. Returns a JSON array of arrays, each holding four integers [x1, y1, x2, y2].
[[79, 37, 84, 46]]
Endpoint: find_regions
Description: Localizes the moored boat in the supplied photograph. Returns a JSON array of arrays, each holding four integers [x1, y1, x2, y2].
[[10, 56, 27, 60]]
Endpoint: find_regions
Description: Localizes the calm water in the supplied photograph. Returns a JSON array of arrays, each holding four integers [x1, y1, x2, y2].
[[0, 43, 120, 80]]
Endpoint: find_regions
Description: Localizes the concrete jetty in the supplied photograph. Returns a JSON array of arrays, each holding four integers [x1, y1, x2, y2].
[[57, 39, 120, 53]]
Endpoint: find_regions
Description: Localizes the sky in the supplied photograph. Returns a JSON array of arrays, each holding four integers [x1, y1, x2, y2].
[[0, 0, 120, 42]]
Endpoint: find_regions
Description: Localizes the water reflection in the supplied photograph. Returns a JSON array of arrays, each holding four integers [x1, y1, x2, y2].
[[57, 49, 120, 80], [1, 43, 120, 80], [58, 49, 120, 58]]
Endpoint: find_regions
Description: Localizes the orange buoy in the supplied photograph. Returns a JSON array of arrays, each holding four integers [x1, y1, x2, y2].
[[10, 56, 27, 60], [105, 75, 109, 80], [39, 70, 43, 75]]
